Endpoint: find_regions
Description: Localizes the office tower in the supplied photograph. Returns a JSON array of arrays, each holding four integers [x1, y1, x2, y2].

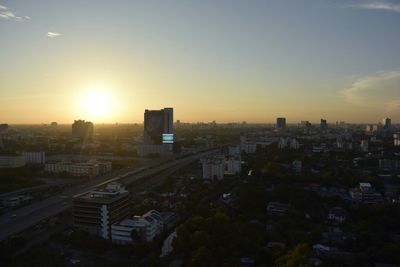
[[143, 108, 174, 151], [73, 182, 130, 239], [382, 117, 392, 129], [276, 117, 286, 129], [72, 120, 94, 139]]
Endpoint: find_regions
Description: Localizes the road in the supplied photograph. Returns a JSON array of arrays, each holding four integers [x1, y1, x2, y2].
[[0, 149, 218, 242]]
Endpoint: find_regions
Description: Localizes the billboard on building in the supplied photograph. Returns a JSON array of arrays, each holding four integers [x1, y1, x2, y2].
[[162, 133, 174, 144]]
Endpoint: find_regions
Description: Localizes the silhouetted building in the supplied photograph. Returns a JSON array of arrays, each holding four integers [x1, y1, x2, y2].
[[276, 117, 286, 129], [73, 182, 130, 239], [72, 120, 94, 139], [382, 117, 391, 129], [143, 108, 173, 151]]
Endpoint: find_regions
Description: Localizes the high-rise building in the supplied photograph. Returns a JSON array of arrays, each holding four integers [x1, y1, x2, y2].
[[382, 117, 392, 129], [276, 117, 286, 129], [143, 108, 173, 151], [72, 120, 94, 139], [73, 182, 130, 239]]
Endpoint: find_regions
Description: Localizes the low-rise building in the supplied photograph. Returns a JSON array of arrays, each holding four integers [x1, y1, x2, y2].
[[267, 202, 290, 216], [111, 210, 163, 244], [201, 157, 224, 180], [0, 155, 26, 168], [327, 207, 347, 224], [21, 151, 45, 164], [45, 160, 111, 177], [73, 182, 130, 239]]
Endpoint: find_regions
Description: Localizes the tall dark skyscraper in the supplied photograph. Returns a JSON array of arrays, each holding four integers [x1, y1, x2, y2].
[[72, 120, 94, 139], [144, 108, 173, 147], [382, 117, 392, 129], [276, 117, 286, 129]]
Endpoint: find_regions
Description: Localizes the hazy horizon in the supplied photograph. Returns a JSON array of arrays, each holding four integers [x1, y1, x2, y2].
[[1, 0, 400, 124]]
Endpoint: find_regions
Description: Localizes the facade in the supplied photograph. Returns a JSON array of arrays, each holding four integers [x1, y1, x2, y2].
[[111, 210, 163, 244], [278, 138, 300, 150], [394, 133, 400, 146], [225, 156, 242, 175], [276, 117, 286, 129], [143, 108, 173, 152], [73, 182, 130, 239], [45, 160, 111, 177], [0, 155, 26, 168], [267, 202, 290, 216], [360, 140, 369, 152], [327, 207, 347, 224], [292, 160, 302, 173], [228, 145, 241, 156], [22, 151, 45, 164], [201, 157, 224, 180], [242, 143, 257, 154], [72, 120, 94, 139]]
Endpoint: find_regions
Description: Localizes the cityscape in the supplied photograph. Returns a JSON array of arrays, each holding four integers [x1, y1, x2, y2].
[[1, 1, 400, 267]]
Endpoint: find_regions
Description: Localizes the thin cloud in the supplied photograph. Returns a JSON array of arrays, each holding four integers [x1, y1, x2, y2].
[[47, 32, 62, 38], [341, 69, 400, 113], [0, 4, 29, 21], [347, 1, 400, 13]]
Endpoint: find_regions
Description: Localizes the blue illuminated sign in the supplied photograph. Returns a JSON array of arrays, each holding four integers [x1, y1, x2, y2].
[[162, 133, 174, 144]]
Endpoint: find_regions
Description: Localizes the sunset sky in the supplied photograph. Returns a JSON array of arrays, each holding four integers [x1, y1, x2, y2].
[[1, 0, 400, 124]]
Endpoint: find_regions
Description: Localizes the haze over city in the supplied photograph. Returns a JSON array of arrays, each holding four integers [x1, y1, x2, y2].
[[1, 0, 400, 124]]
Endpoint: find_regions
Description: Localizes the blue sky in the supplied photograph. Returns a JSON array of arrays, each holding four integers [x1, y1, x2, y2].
[[1, 0, 400, 123]]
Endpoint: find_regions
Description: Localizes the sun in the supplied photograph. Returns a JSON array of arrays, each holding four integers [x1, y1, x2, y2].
[[79, 86, 115, 121]]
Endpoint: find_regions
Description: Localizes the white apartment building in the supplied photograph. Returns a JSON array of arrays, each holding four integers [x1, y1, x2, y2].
[[201, 158, 224, 180], [111, 210, 163, 244]]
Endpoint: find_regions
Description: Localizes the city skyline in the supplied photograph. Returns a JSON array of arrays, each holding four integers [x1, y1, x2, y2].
[[1, 0, 400, 124]]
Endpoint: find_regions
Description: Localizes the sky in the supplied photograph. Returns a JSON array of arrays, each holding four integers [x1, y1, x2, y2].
[[1, 0, 400, 124]]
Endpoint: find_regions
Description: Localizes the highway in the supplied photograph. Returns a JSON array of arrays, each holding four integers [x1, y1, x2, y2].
[[0, 149, 218, 242]]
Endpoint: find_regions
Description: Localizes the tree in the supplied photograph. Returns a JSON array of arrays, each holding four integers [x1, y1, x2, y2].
[[276, 243, 312, 267], [188, 246, 214, 267]]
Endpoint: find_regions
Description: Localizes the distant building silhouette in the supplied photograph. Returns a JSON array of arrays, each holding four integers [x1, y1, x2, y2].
[[382, 117, 391, 129], [72, 120, 94, 139], [276, 117, 286, 129]]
